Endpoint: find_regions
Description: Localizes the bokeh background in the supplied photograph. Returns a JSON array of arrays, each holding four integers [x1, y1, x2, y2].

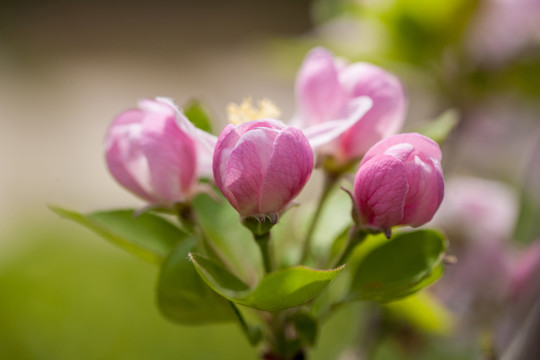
[[1, 0, 539, 359]]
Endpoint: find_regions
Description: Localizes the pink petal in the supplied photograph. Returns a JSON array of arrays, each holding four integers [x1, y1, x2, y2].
[[338, 63, 407, 158], [400, 155, 444, 226], [140, 104, 197, 206], [259, 127, 314, 214], [213, 124, 239, 194], [383, 143, 415, 162], [105, 109, 153, 202], [156, 97, 218, 179], [354, 154, 409, 231], [295, 47, 348, 125], [362, 133, 442, 165], [302, 96, 372, 149], [223, 128, 279, 216]]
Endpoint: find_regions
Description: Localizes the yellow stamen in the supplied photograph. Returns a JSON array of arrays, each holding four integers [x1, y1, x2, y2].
[[227, 97, 281, 125]]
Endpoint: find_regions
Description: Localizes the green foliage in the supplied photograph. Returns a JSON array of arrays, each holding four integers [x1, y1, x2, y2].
[[183, 100, 213, 133], [191, 193, 264, 285], [383, 292, 453, 335], [49, 206, 187, 264], [190, 253, 344, 311], [156, 239, 237, 325], [347, 229, 447, 303], [380, 0, 480, 65]]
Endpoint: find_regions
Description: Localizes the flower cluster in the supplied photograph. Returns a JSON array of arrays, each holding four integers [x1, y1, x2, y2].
[[55, 47, 449, 360], [105, 48, 443, 236]]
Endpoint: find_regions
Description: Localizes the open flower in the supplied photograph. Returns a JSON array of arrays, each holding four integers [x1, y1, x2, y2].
[[213, 119, 313, 219], [105, 98, 217, 208], [352, 133, 444, 236], [294, 47, 406, 163]]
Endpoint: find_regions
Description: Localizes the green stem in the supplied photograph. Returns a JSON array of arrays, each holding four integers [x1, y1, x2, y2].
[[230, 302, 261, 346], [300, 173, 339, 264], [331, 227, 367, 268], [262, 311, 306, 360], [255, 232, 273, 273]]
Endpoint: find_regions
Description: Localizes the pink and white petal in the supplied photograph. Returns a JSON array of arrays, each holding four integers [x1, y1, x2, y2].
[[362, 133, 442, 165], [105, 109, 153, 202], [141, 110, 197, 206], [155, 97, 218, 179], [214, 120, 284, 183], [223, 128, 278, 216], [295, 47, 349, 125], [401, 155, 444, 226], [106, 133, 153, 203], [259, 127, 313, 214], [213, 124, 239, 191], [340, 63, 407, 138], [236, 118, 285, 135], [339, 87, 407, 159], [139, 98, 176, 118], [383, 143, 415, 162], [302, 96, 372, 149], [354, 155, 408, 230]]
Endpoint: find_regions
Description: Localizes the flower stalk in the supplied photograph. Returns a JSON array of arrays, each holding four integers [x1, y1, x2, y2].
[[300, 172, 339, 264]]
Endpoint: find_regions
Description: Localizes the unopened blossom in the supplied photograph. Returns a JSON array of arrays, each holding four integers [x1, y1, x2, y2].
[[294, 47, 406, 162], [352, 133, 444, 236], [105, 98, 217, 208], [213, 119, 313, 219]]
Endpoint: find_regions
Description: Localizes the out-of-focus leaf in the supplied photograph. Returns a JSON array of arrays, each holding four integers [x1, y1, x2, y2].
[[183, 100, 213, 133], [347, 229, 447, 302], [515, 189, 540, 244], [192, 193, 263, 285], [416, 109, 459, 145], [190, 253, 344, 311], [291, 312, 318, 346], [380, 0, 479, 64], [384, 292, 453, 335], [49, 206, 187, 264], [156, 239, 236, 325]]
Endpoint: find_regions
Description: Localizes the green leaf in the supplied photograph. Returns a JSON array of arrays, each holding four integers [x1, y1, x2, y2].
[[416, 109, 459, 145], [383, 292, 453, 335], [49, 206, 187, 264], [191, 193, 263, 285], [348, 229, 447, 303], [183, 100, 213, 133], [157, 239, 236, 325], [190, 253, 344, 311]]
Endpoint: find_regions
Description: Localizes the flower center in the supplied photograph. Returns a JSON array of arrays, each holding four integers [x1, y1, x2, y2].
[[227, 97, 281, 125]]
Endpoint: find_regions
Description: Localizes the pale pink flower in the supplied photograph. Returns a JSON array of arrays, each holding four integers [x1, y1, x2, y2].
[[213, 119, 313, 218], [105, 98, 217, 208], [430, 176, 518, 243], [294, 47, 406, 162], [468, 0, 540, 64], [352, 133, 444, 236]]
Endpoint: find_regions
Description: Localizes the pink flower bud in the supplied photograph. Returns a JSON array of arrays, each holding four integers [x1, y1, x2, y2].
[[294, 47, 406, 162], [105, 98, 217, 208], [352, 133, 444, 235], [213, 119, 313, 218]]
